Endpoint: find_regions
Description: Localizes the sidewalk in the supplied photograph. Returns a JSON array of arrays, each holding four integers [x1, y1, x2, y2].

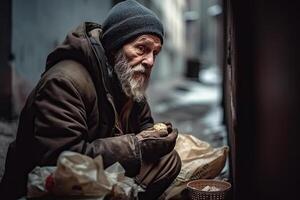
[[147, 76, 226, 148], [0, 120, 17, 180]]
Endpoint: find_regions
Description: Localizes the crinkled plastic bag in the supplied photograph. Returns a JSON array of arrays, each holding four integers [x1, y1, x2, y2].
[[27, 151, 143, 199], [26, 166, 56, 198], [164, 134, 229, 199]]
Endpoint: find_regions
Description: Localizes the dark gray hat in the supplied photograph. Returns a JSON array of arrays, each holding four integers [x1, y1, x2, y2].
[[101, 0, 164, 53]]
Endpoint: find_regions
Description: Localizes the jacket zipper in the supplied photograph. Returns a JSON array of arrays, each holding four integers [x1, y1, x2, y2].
[[107, 93, 124, 135], [85, 32, 123, 135]]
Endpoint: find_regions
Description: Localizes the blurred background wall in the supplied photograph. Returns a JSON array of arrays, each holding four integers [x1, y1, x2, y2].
[[11, 0, 112, 115]]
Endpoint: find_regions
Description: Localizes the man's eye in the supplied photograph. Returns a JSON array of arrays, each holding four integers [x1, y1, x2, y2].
[[137, 45, 145, 53]]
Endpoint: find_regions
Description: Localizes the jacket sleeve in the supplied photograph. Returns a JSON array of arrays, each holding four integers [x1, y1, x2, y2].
[[33, 76, 141, 175]]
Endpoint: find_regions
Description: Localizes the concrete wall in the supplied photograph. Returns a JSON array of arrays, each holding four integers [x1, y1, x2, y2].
[[186, 0, 222, 67], [150, 0, 186, 81], [0, 0, 12, 119], [12, 0, 111, 114]]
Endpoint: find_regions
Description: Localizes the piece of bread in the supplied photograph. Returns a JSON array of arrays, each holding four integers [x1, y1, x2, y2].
[[153, 123, 168, 131]]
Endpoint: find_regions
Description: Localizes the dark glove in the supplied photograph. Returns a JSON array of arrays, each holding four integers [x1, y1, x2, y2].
[[136, 128, 178, 162], [163, 121, 173, 133]]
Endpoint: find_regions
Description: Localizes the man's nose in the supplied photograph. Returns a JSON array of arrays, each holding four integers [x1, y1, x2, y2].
[[142, 53, 154, 69]]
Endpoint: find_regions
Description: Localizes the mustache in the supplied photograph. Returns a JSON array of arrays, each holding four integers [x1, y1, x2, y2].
[[131, 64, 150, 78], [132, 64, 145, 72]]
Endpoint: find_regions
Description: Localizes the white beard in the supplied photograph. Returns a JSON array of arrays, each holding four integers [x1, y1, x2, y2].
[[114, 50, 150, 102]]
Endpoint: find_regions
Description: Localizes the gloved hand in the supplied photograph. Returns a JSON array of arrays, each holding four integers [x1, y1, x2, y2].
[[163, 121, 173, 133], [136, 126, 178, 162]]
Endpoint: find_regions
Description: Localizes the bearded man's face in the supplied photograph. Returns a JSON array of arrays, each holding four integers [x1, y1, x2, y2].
[[114, 34, 162, 102]]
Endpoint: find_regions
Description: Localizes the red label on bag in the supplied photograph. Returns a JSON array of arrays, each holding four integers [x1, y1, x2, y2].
[[45, 174, 54, 192]]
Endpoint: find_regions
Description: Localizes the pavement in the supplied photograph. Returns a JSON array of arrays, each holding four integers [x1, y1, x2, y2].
[[0, 120, 18, 180], [147, 75, 227, 148]]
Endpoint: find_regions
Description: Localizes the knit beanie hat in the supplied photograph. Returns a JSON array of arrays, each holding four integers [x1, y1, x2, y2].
[[101, 0, 164, 53]]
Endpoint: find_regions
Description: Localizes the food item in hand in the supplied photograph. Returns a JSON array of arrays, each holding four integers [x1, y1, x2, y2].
[[153, 123, 168, 131]]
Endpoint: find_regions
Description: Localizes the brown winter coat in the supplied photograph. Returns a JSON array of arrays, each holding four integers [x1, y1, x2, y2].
[[0, 22, 154, 199]]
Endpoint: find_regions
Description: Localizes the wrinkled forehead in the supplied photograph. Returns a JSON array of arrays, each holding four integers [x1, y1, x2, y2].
[[128, 34, 162, 48]]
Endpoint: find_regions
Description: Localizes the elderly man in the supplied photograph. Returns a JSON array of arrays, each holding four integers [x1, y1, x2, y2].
[[0, 0, 181, 199]]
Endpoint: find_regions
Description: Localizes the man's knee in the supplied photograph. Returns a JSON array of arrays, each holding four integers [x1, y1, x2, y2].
[[136, 150, 181, 187], [136, 150, 181, 200], [166, 150, 181, 180], [152, 150, 181, 185]]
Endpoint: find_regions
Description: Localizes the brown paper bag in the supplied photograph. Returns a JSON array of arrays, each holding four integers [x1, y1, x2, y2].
[[165, 134, 229, 199]]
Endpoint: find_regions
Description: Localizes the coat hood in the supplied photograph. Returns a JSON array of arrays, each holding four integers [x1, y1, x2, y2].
[[45, 22, 114, 96], [46, 22, 101, 72]]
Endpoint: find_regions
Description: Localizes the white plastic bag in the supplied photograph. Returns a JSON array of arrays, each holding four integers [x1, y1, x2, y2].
[[27, 151, 143, 199]]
